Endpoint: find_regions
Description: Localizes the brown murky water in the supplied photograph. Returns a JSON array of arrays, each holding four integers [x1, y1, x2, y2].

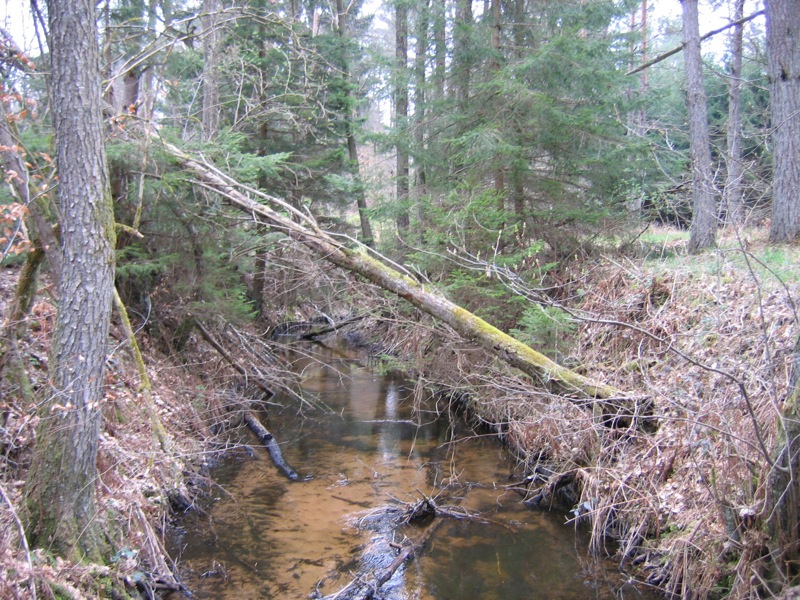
[[170, 343, 656, 599]]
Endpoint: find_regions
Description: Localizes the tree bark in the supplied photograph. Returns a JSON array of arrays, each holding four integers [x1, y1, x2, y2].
[[766, 0, 800, 242], [201, 0, 222, 141], [724, 0, 746, 227], [159, 141, 634, 410], [335, 0, 374, 246], [395, 0, 410, 234], [25, 0, 116, 562], [682, 0, 717, 253]]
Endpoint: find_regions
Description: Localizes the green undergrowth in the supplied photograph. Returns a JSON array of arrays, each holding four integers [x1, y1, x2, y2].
[[640, 229, 800, 289]]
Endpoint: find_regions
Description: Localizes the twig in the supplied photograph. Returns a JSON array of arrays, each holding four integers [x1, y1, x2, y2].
[[0, 481, 36, 600], [194, 319, 275, 396], [627, 10, 765, 75]]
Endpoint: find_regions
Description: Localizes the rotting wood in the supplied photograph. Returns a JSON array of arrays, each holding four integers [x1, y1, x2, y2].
[[157, 140, 648, 426], [241, 409, 300, 481], [317, 494, 488, 600]]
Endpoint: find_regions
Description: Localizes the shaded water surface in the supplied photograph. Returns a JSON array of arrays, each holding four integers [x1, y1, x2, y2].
[[170, 343, 654, 599]]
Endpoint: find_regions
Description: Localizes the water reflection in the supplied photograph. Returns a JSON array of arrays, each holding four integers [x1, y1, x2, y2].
[[169, 343, 655, 599]]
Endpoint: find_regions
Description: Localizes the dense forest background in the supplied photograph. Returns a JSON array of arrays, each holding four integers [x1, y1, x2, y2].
[[3, 0, 800, 598]]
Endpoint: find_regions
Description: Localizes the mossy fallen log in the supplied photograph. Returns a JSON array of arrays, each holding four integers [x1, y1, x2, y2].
[[160, 141, 648, 426]]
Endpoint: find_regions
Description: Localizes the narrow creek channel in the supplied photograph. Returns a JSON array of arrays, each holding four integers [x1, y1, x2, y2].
[[169, 342, 657, 599]]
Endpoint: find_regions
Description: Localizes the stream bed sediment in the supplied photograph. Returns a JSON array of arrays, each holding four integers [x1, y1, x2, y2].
[[169, 342, 657, 599]]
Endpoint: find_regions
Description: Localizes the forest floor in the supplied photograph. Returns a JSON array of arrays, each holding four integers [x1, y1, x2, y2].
[[1, 224, 799, 599]]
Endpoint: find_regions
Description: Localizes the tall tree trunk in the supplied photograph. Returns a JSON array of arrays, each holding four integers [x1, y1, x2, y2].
[[491, 0, 505, 222], [511, 165, 525, 219], [682, 0, 717, 253], [395, 0, 410, 233], [25, 0, 116, 562], [138, 0, 161, 121], [640, 0, 648, 103], [413, 0, 429, 245], [766, 0, 800, 242], [427, 0, 446, 188], [628, 1, 648, 135], [724, 0, 746, 227], [201, 0, 222, 141], [336, 0, 374, 246], [511, 0, 526, 221], [432, 0, 446, 101], [453, 0, 473, 108], [625, 1, 648, 214]]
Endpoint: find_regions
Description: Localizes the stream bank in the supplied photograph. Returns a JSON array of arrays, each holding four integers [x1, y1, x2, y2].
[[2, 230, 798, 599], [169, 341, 656, 599]]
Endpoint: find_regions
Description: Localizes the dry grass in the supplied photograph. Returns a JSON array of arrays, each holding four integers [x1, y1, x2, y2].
[[355, 226, 800, 598], [482, 226, 798, 599], [0, 267, 299, 598], [1, 225, 797, 598]]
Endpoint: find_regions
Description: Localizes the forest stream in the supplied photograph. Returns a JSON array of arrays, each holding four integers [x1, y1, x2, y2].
[[169, 341, 657, 599]]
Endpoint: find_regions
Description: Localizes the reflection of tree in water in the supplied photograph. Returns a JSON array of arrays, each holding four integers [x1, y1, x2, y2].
[[171, 345, 650, 599]]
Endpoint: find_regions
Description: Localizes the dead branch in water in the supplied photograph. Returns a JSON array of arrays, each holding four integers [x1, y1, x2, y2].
[[301, 314, 367, 340], [193, 319, 275, 396], [316, 492, 502, 600], [241, 409, 301, 481], [317, 513, 442, 600]]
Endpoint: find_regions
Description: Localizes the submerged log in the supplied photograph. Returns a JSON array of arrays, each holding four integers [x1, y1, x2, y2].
[[242, 409, 300, 481], [159, 141, 648, 425], [315, 494, 492, 600], [300, 315, 366, 340], [318, 504, 444, 600]]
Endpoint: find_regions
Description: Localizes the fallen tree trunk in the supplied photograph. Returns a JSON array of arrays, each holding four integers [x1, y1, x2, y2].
[[159, 141, 644, 420], [242, 409, 301, 481]]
